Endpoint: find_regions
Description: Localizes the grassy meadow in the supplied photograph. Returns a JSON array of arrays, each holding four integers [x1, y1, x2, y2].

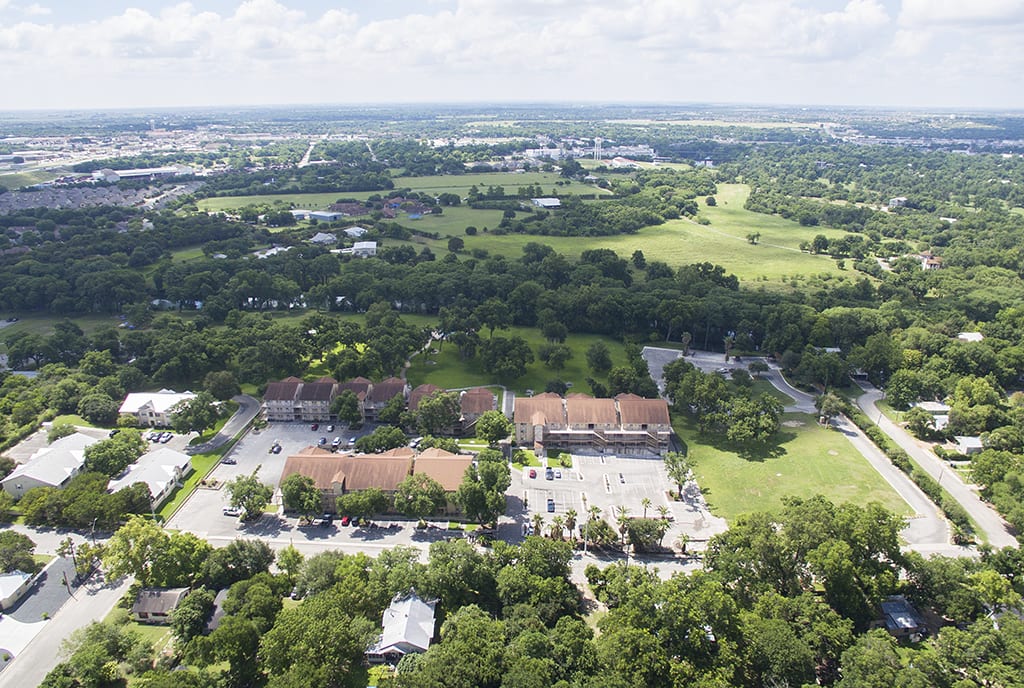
[[675, 413, 912, 521]]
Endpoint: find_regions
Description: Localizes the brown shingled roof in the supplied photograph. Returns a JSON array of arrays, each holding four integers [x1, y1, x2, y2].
[[367, 377, 407, 404], [264, 378, 302, 401], [409, 384, 444, 411], [281, 446, 413, 492], [460, 388, 496, 415], [513, 393, 565, 425], [413, 448, 473, 492], [566, 396, 618, 425], [299, 380, 336, 401], [337, 377, 372, 401], [615, 394, 670, 425]]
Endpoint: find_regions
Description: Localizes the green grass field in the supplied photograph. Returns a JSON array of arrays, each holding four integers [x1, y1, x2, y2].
[[157, 449, 225, 521], [407, 327, 629, 396], [195, 172, 605, 213], [676, 412, 912, 521], [0, 168, 61, 189]]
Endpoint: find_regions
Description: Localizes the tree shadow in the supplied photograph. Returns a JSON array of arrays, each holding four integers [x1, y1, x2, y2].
[[695, 427, 797, 462]]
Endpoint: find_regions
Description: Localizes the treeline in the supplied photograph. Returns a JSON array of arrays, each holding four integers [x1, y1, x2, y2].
[[193, 166, 394, 198]]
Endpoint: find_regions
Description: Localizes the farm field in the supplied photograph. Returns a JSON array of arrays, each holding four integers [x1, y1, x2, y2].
[[675, 413, 912, 521], [406, 326, 630, 396]]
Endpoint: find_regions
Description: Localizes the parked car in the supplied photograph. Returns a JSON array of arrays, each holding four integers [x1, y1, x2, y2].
[[546, 498, 555, 513], [347, 437, 356, 447], [545, 467, 554, 480], [529, 469, 537, 479], [554, 469, 562, 479], [326, 425, 335, 432], [340, 515, 351, 526], [270, 444, 282, 454], [221, 457, 237, 465], [331, 437, 342, 449], [108, 429, 120, 438], [159, 432, 173, 443], [409, 436, 424, 449], [320, 513, 334, 527], [222, 506, 242, 517], [318, 437, 327, 446], [311, 423, 319, 431]]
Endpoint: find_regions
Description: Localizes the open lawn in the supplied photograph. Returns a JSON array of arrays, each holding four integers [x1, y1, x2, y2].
[[195, 172, 605, 213], [407, 327, 629, 396], [51, 414, 97, 428], [0, 168, 61, 189], [0, 314, 122, 353], [676, 412, 912, 521]]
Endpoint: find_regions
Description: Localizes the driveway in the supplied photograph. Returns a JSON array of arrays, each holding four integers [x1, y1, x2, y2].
[[856, 383, 1017, 549], [188, 394, 261, 455]]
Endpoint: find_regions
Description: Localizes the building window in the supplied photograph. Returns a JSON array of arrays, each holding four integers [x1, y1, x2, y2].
[[641, 424, 648, 430], [588, 423, 594, 430]]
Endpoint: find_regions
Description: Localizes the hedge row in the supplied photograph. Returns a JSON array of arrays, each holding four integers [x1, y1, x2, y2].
[[842, 403, 974, 538]]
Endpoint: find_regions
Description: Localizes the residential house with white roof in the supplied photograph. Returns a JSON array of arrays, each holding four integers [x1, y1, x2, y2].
[[366, 590, 438, 664], [2, 432, 98, 497], [118, 390, 196, 427], [107, 447, 193, 509]]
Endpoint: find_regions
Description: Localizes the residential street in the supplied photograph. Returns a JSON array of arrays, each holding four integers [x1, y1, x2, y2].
[[856, 382, 1018, 549]]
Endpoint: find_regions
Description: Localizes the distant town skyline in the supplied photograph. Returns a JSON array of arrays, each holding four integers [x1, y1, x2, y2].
[[2, 0, 1023, 111]]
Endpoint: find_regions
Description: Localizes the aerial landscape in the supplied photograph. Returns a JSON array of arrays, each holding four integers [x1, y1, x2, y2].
[[1, 1, 1024, 687]]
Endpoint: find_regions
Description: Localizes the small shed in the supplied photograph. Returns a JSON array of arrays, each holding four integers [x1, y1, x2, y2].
[[131, 587, 189, 624], [879, 595, 926, 640]]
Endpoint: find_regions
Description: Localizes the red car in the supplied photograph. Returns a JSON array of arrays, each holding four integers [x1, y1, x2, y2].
[[528, 469, 537, 478], [340, 515, 351, 526]]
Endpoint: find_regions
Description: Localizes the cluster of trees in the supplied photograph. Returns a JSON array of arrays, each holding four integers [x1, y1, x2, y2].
[[663, 359, 783, 446]]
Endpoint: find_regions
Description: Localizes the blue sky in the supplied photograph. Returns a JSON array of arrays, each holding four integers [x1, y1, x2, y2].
[[1, 0, 1023, 110]]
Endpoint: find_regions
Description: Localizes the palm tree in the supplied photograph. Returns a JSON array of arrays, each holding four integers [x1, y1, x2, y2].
[[564, 509, 578, 542], [531, 512, 544, 537], [584, 505, 602, 552], [614, 505, 630, 546], [641, 497, 652, 519], [656, 519, 670, 547], [657, 504, 670, 520], [550, 515, 565, 540], [675, 533, 690, 555]]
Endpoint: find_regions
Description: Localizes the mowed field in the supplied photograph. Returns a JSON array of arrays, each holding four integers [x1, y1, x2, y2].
[[676, 413, 912, 521], [195, 171, 604, 213]]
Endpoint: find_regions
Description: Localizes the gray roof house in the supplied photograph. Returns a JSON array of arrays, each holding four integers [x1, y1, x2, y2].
[[879, 595, 926, 640], [131, 587, 190, 624], [343, 226, 369, 238], [309, 232, 337, 245], [366, 590, 438, 664], [2, 432, 98, 498], [107, 447, 193, 509]]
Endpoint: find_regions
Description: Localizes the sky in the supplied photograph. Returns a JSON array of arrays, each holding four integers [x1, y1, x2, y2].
[[1, 0, 1023, 111]]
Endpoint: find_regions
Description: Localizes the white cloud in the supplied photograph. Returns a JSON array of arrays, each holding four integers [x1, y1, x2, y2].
[[23, 3, 49, 15], [899, 0, 1024, 26]]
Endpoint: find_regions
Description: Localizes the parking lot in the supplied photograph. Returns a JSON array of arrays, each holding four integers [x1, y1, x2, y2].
[[519, 453, 727, 545], [165, 421, 370, 537]]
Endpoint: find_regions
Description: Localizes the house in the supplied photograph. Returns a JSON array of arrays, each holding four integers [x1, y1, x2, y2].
[[343, 226, 369, 238], [955, 436, 984, 456], [513, 393, 671, 455], [309, 232, 337, 245], [918, 251, 943, 271], [0, 570, 35, 610], [364, 377, 408, 421], [290, 209, 312, 220], [2, 432, 98, 497], [118, 389, 196, 427], [409, 384, 444, 412], [413, 448, 473, 514], [329, 202, 370, 216], [957, 332, 984, 343], [131, 587, 190, 624], [279, 447, 414, 512], [107, 447, 192, 509], [297, 376, 338, 422], [336, 377, 372, 420], [309, 210, 343, 222], [264, 377, 304, 422], [352, 241, 377, 258], [879, 595, 926, 640], [889, 197, 908, 209], [530, 197, 561, 210], [366, 590, 438, 664], [460, 387, 498, 432]]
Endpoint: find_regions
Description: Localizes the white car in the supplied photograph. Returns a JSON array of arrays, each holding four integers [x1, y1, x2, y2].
[[222, 505, 242, 517]]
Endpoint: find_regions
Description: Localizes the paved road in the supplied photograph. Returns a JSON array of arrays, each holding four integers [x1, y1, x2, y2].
[[0, 576, 132, 688], [856, 383, 1018, 549], [188, 394, 261, 455]]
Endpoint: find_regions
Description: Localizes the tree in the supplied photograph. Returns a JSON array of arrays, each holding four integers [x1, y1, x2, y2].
[[102, 515, 169, 586], [337, 487, 390, 521], [539, 343, 573, 370], [332, 389, 362, 425], [416, 391, 461, 436], [225, 469, 273, 520], [746, 232, 761, 244], [0, 530, 40, 573], [378, 393, 406, 426], [171, 391, 222, 435], [476, 410, 512, 446], [47, 422, 78, 443], [626, 518, 670, 552], [394, 473, 446, 521], [748, 359, 769, 377], [203, 371, 240, 401], [816, 391, 846, 426], [447, 236, 465, 252], [83, 429, 146, 477], [201, 539, 275, 589], [664, 451, 689, 498], [631, 249, 646, 269], [77, 392, 119, 425], [475, 297, 512, 338], [455, 460, 509, 526], [480, 336, 534, 380], [354, 425, 407, 453], [586, 341, 613, 374], [905, 406, 938, 439], [170, 587, 216, 644], [280, 473, 321, 517]]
